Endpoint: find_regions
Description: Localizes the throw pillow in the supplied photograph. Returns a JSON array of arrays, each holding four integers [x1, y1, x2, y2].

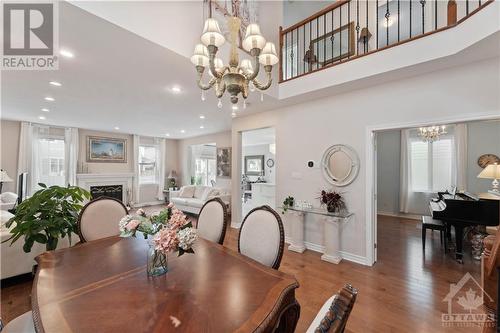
[[179, 186, 195, 198]]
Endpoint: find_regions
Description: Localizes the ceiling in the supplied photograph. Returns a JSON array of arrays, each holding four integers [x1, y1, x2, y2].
[[1, 2, 283, 139]]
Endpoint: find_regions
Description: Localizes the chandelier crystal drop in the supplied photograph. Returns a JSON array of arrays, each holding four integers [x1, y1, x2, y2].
[[418, 125, 447, 142], [191, 15, 278, 107]]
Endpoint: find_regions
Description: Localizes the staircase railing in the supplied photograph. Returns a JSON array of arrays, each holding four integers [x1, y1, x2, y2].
[[279, 0, 494, 82]]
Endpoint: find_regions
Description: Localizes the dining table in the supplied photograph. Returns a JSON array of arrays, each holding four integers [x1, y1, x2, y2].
[[32, 236, 300, 333]]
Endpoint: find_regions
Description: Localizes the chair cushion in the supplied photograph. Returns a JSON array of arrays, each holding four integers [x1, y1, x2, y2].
[[194, 186, 209, 199], [79, 199, 127, 242], [239, 209, 282, 268], [3, 311, 35, 333], [201, 188, 219, 201], [198, 200, 225, 243], [179, 186, 196, 198]]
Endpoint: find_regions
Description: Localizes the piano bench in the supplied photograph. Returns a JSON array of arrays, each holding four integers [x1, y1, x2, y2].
[[422, 216, 447, 253]]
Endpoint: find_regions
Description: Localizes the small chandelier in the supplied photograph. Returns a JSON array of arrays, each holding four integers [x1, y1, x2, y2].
[[418, 125, 447, 142], [191, 16, 278, 108]]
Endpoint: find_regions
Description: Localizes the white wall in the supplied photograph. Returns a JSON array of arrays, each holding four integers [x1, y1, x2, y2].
[[177, 131, 232, 190], [232, 57, 499, 263]]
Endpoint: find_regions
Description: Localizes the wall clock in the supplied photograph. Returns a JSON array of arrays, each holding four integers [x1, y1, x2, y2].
[[477, 154, 500, 168], [266, 158, 275, 168]]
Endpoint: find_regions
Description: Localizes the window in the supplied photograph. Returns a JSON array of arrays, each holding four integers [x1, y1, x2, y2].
[[139, 145, 159, 184], [36, 138, 65, 188], [194, 158, 216, 186], [410, 137, 454, 192]]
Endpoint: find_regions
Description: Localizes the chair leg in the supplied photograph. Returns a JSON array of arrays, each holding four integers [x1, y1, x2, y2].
[[422, 226, 426, 252], [440, 230, 443, 245], [443, 229, 447, 253]]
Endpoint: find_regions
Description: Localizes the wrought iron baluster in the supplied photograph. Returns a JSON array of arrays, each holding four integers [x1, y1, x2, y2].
[[348, 1, 351, 59], [285, 32, 288, 79], [420, 0, 426, 34], [398, 0, 400, 42], [296, 28, 299, 77], [356, 0, 360, 55], [309, 21, 312, 72], [376, 0, 379, 49], [303, 25, 305, 75], [385, 0, 390, 46], [410, 0, 413, 38], [316, 18, 319, 69], [466, 0, 469, 15], [332, 9, 334, 61], [366, 0, 369, 52], [434, 0, 437, 30], [291, 28, 294, 78], [324, 12, 326, 67]]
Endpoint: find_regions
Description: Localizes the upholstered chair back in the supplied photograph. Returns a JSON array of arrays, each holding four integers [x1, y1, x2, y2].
[[238, 206, 284, 269], [78, 197, 127, 242], [197, 198, 228, 245]]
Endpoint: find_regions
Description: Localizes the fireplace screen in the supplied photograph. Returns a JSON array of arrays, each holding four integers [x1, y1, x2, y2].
[[90, 185, 123, 202]]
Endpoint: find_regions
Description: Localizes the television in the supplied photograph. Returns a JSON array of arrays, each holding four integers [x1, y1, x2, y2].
[[18, 173, 28, 204]]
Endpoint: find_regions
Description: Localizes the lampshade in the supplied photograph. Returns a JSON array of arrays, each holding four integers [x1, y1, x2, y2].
[[242, 23, 266, 51], [209, 58, 224, 76], [168, 170, 177, 179], [259, 42, 279, 66], [190, 44, 209, 67], [240, 59, 254, 74], [0, 170, 13, 182], [478, 163, 500, 179], [201, 18, 225, 47]]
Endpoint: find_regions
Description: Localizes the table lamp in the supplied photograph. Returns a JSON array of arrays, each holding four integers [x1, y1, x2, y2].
[[0, 169, 13, 193], [478, 163, 500, 194]]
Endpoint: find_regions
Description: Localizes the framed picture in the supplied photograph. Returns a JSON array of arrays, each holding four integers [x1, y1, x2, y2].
[[87, 136, 127, 163], [310, 21, 355, 66], [244, 155, 264, 176], [217, 147, 232, 178]]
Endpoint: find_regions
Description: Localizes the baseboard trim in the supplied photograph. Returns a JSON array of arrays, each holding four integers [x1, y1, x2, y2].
[[377, 211, 422, 221], [284, 237, 369, 265]]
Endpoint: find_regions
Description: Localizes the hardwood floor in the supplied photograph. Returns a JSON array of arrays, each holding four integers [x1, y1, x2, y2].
[[0, 214, 482, 332]]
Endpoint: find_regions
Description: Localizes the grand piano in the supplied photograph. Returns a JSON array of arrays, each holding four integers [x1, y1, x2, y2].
[[430, 191, 500, 262]]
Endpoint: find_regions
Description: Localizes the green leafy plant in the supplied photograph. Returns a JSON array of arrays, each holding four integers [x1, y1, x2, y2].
[[3, 184, 91, 253], [282, 196, 295, 214]]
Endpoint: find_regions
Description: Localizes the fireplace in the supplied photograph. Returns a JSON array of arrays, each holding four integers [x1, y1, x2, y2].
[[90, 185, 123, 202]]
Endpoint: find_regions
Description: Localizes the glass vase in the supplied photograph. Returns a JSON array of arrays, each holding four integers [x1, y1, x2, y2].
[[147, 241, 168, 276]]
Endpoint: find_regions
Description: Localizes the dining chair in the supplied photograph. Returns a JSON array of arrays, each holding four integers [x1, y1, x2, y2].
[[77, 196, 128, 242], [306, 284, 358, 333], [1, 311, 35, 333], [197, 198, 228, 245], [238, 205, 284, 269]]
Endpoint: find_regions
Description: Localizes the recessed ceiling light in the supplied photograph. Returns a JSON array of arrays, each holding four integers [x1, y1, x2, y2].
[[44, 97, 55, 101], [171, 86, 182, 93], [60, 49, 74, 58], [49, 81, 62, 86], [38, 116, 46, 120], [200, 125, 204, 129], [114, 126, 120, 130], [199, 115, 205, 119], [165, 133, 170, 137], [232, 105, 238, 110], [180, 129, 185, 133], [41, 108, 50, 112]]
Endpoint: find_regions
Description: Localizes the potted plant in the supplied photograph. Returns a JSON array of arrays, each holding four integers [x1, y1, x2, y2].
[[3, 184, 91, 252], [282, 196, 295, 214], [318, 190, 346, 213]]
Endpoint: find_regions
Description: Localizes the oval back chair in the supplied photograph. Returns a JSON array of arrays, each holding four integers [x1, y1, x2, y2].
[[197, 198, 228, 245]]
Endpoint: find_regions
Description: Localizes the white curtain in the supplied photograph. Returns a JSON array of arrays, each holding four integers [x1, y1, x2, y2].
[[454, 124, 468, 191], [17, 122, 34, 195], [399, 129, 413, 213], [156, 138, 166, 200], [133, 134, 140, 205], [64, 128, 79, 186]]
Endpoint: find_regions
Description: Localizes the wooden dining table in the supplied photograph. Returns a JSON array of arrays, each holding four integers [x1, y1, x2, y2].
[[32, 236, 300, 333]]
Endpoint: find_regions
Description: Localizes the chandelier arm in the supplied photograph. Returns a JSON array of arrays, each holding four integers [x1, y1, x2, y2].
[[245, 55, 261, 81], [242, 80, 249, 99], [252, 71, 272, 90], [215, 78, 226, 98], [208, 53, 224, 79], [197, 73, 217, 90]]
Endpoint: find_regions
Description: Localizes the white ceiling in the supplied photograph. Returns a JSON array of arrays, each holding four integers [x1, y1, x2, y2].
[[1, 2, 283, 139]]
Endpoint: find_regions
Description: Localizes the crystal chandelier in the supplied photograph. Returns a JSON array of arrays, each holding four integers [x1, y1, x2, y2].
[[191, 16, 278, 108], [418, 125, 447, 142]]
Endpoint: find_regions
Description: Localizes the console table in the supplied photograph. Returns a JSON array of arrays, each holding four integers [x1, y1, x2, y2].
[[283, 207, 353, 264]]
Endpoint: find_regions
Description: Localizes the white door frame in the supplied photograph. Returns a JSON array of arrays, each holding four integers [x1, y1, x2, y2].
[[365, 112, 500, 266]]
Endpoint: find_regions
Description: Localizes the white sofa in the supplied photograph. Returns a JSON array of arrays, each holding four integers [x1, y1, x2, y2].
[[170, 185, 230, 215]]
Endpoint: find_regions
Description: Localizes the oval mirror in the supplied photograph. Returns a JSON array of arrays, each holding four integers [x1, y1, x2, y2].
[[321, 144, 360, 186]]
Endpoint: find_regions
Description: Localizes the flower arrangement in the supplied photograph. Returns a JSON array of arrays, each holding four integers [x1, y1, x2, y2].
[[119, 203, 197, 257], [319, 190, 347, 213]]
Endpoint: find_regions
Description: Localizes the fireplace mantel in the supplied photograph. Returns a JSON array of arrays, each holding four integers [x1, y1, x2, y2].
[[76, 173, 134, 204]]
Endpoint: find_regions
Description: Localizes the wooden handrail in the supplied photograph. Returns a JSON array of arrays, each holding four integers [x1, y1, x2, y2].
[[278, 0, 494, 83], [282, 0, 350, 34]]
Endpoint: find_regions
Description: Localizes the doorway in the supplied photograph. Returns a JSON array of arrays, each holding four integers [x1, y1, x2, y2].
[[240, 127, 276, 221]]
